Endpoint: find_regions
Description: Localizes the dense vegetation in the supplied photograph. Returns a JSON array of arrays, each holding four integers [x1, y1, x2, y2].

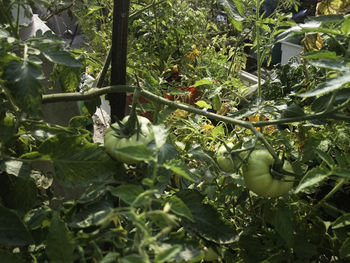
[[1, 0, 350, 262]]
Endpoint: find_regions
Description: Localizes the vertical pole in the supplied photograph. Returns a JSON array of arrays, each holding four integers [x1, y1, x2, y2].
[[108, 0, 130, 121]]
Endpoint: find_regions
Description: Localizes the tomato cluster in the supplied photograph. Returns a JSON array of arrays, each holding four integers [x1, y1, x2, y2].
[[216, 145, 295, 197]]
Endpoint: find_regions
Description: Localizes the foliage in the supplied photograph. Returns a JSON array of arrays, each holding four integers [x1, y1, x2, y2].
[[1, 0, 350, 262]]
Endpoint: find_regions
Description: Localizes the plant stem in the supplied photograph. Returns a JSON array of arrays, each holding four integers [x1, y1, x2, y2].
[[255, 0, 262, 100], [313, 178, 347, 210]]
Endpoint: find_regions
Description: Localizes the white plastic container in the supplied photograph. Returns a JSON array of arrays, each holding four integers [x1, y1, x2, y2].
[[280, 40, 304, 65]]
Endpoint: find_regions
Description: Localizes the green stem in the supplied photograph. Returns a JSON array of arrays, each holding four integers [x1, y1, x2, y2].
[[313, 178, 347, 210], [94, 47, 112, 88], [255, 0, 262, 100]]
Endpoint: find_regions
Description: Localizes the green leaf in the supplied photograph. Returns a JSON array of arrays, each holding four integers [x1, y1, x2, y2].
[[0, 206, 33, 246], [332, 214, 350, 229], [192, 78, 213, 87], [294, 167, 330, 194], [24, 206, 51, 230], [299, 71, 350, 97], [341, 18, 350, 35], [301, 50, 340, 61], [43, 49, 83, 67], [112, 145, 154, 162], [309, 60, 350, 71], [332, 167, 350, 179], [232, 0, 244, 16], [108, 185, 145, 206], [121, 255, 144, 263], [5, 60, 43, 116], [39, 133, 116, 186], [272, 206, 294, 248], [168, 196, 193, 221], [176, 190, 237, 244], [212, 94, 222, 111], [280, 103, 305, 119], [315, 149, 335, 168], [163, 161, 197, 182], [100, 252, 120, 263], [340, 237, 350, 259], [69, 201, 112, 228], [4, 177, 37, 214], [195, 100, 212, 109], [46, 213, 75, 263], [155, 245, 182, 263], [212, 123, 225, 138]]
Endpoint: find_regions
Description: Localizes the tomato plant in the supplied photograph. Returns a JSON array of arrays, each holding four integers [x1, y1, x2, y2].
[[104, 115, 154, 164]]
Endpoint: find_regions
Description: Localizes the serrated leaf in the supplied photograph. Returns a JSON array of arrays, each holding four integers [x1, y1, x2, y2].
[[299, 71, 350, 97], [195, 100, 212, 109], [46, 213, 75, 263], [100, 252, 120, 263], [112, 145, 155, 162], [212, 94, 222, 111], [340, 237, 350, 259], [0, 206, 33, 246], [272, 206, 294, 248], [24, 206, 51, 230], [280, 103, 305, 119], [168, 196, 193, 221], [315, 149, 335, 167], [39, 133, 116, 186], [121, 255, 144, 263], [341, 18, 350, 35], [192, 78, 213, 87], [176, 190, 237, 244], [212, 123, 225, 138], [309, 60, 350, 71], [302, 50, 340, 60], [69, 200, 112, 228], [155, 245, 182, 263], [294, 167, 330, 193], [108, 185, 145, 206], [164, 162, 197, 182], [332, 167, 350, 179], [43, 49, 83, 67], [332, 214, 350, 229], [5, 60, 43, 116]]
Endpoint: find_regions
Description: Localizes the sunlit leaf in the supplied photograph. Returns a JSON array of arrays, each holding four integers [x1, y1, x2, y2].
[[192, 78, 213, 87], [155, 245, 182, 263], [294, 167, 330, 193], [43, 49, 83, 68], [168, 196, 193, 221], [39, 133, 117, 186], [332, 214, 350, 229], [299, 71, 350, 97], [69, 200, 113, 228]]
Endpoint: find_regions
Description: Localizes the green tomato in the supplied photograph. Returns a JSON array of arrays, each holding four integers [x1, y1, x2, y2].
[[216, 143, 236, 172], [242, 149, 294, 197], [104, 115, 154, 164]]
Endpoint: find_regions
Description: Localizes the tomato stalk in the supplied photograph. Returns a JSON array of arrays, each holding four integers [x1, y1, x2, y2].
[[313, 178, 348, 210]]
